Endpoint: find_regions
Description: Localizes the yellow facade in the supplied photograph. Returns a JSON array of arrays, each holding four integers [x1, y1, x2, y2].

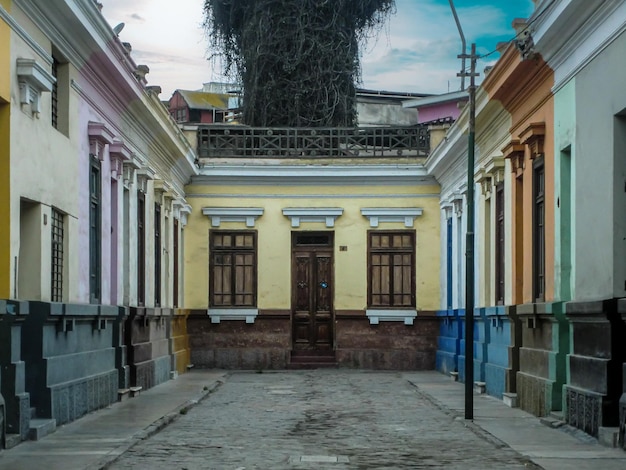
[[0, 0, 11, 298], [184, 183, 441, 312]]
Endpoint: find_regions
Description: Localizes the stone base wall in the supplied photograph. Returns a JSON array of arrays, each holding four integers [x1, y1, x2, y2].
[[0, 300, 30, 440], [22, 302, 119, 423], [516, 302, 568, 415], [517, 371, 553, 417], [566, 299, 625, 434], [435, 309, 460, 375], [187, 309, 438, 370], [50, 369, 118, 426], [188, 311, 291, 369], [484, 306, 519, 399], [564, 385, 609, 437], [335, 312, 438, 370], [126, 308, 173, 390], [171, 310, 191, 375]]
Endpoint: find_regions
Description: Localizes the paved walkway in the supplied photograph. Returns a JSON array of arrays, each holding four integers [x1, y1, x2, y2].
[[0, 370, 228, 470], [0, 370, 624, 469]]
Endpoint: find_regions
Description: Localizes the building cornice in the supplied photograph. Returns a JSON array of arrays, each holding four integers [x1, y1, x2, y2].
[[192, 164, 437, 187], [0, 3, 52, 65], [531, 0, 626, 92]]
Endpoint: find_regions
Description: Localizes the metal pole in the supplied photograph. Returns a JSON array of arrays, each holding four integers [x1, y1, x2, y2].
[[459, 43, 478, 420], [448, 0, 466, 91]]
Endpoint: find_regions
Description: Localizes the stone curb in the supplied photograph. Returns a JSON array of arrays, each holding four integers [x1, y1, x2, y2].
[[93, 376, 228, 470]]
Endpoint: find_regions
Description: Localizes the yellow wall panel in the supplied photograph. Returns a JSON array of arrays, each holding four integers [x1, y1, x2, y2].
[[184, 182, 441, 311]]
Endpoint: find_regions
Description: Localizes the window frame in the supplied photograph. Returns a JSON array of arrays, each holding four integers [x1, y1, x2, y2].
[[495, 182, 505, 305], [137, 190, 146, 306], [89, 157, 101, 304], [209, 230, 258, 308], [533, 157, 545, 302], [173, 218, 179, 308], [154, 202, 162, 307], [367, 230, 416, 309]]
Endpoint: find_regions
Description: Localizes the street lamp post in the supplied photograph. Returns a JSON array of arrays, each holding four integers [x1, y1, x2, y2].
[[457, 43, 478, 420]]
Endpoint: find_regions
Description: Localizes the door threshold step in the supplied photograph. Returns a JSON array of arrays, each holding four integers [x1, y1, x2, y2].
[[290, 356, 337, 363], [287, 362, 339, 370]]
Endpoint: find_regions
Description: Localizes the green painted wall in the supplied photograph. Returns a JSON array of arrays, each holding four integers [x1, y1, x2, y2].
[[553, 79, 575, 302]]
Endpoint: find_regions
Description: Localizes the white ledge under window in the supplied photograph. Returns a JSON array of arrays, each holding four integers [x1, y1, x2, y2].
[[361, 208, 423, 227], [366, 309, 418, 325], [208, 308, 258, 324], [282, 208, 343, 227], [202, 207, 264, 227]]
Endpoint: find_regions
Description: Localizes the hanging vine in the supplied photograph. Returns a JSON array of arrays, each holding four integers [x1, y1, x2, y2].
[[203, 0, 396, 127]]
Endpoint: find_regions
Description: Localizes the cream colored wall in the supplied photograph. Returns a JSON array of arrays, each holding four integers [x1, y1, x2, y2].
[[184, 184, 441, 311], [0, 0, 10, 298], [9, 5, 80, 301]]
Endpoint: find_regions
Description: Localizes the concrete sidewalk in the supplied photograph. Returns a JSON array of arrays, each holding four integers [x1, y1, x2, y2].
[[1, 370, 625, 469], [0, 370, 228, 470], [405, 371, 626, 470]]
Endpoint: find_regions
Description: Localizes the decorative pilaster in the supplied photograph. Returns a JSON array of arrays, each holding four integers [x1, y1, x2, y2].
[[136, 166, 156, 193], [502, 140, 525, 176], [109, 141, 132, 180]]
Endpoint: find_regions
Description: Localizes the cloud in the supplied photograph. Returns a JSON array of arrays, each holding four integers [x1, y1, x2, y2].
[[98, 0, 534, 98], [360, 0, 533, 93]]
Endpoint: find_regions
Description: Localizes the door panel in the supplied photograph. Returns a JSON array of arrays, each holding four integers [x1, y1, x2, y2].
[[292, 247, 333, 350]]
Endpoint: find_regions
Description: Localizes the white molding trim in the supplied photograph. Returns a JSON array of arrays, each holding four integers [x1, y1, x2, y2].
[[202, 207, 264, 227], [195, 164, 436, 187], [208, 308, 258, 324], [0, 5, 53, 65], [366, 309, 418, 325], [282, 208, 344, 228], [360, 208, 423, 227]]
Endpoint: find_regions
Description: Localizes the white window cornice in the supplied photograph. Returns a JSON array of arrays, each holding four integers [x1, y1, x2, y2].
[[282, 208, 343, 228], [16, 58, 55, 115], [174, 200, 192, 226], [202, 207, 264, 228], [360, 208, 423, 228]]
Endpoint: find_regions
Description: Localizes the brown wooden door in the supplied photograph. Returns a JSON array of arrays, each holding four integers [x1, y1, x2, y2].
[[292, 239, 333, 351]]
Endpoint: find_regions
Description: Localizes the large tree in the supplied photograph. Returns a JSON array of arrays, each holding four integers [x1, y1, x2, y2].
[[203, 0, 395, 127]]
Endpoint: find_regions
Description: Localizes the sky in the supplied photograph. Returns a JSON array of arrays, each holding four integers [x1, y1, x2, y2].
[[99, 0, 535, 99]]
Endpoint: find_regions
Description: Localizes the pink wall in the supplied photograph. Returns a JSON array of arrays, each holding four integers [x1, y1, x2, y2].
[[418, 101, 465, 124]]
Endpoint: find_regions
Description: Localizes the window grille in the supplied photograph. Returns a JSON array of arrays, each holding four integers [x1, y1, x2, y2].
[[51, 58, 59, 128], [51, 208, 64, 302]]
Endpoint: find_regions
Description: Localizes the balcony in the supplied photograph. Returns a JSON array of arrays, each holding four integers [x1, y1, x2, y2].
[[197, 126, 430, 159]]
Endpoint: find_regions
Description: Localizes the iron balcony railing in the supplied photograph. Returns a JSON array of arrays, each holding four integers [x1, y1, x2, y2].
[[197, 126, 430, 158]]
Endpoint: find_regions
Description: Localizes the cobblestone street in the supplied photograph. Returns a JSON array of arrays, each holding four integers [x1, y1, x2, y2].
[[108, 371, 538, 469]]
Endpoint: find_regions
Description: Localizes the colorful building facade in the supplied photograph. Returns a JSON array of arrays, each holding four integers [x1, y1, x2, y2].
[[184, 131, 441, 369], [0, 0, 196, 447], [430, 0, 626, 444]]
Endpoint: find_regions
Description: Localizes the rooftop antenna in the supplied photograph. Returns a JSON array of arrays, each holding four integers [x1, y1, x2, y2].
[[113, 22, 125, 36]]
